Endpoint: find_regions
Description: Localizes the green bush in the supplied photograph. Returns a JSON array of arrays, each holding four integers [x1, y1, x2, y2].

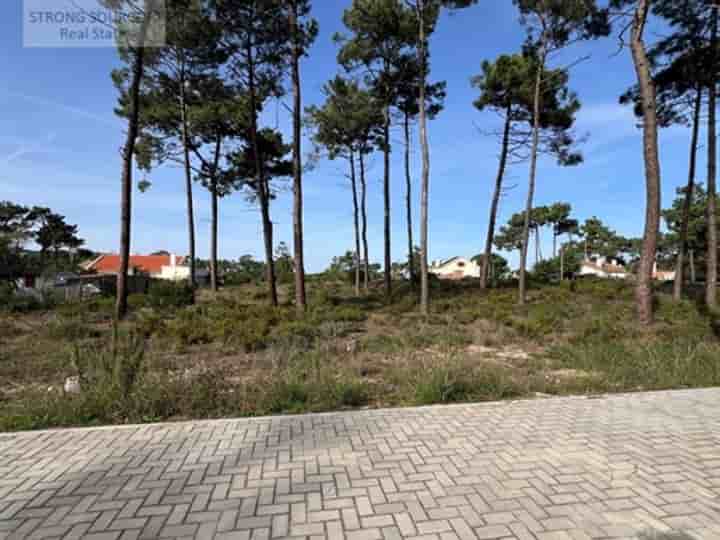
[[315, 305, 367, 324], [70, 330, 147, 397], [271, 320, 318, 348], [550, 339, 720, 392], [0, 283, 54, 314], [133, 310, 166, 338], [212, 303, 280, 351], [164, 307, 213, 346], [46, 318, 102, 342], [265, 378, 311, 414], [411, 362, 520, 405], [146, 281, 195, 310], [332, 379, 369, 407], [127, 294, 149, 310], [56, 297, 114, 319], [414, 366, 475, 405]]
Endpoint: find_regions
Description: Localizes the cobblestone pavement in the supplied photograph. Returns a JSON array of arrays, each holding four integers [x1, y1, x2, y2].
[[3, 390, 720, 540]]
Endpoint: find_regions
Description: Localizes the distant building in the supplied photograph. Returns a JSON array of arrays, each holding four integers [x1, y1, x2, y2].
[[82, 253, 208, 282], [578, 256, 676, 282], [653, 263, 676, 282], [429, 257, 481, 280], [578, 256, 630, 280]]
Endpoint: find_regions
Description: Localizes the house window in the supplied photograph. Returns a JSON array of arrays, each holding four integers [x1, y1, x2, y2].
[[457, 262, 465, 267]]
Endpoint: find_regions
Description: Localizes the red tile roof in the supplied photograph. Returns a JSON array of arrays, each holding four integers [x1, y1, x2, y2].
[[84, 254, 185, 275]]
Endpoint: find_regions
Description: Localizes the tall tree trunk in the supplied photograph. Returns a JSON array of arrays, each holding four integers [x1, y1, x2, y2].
[[179, 75, 197, 291], [383, 104, 392, 300], [350, 151, 361, 297], [418, 0, 431, 314], [481, 105, 512, 290], [116, 2, 152, 320], [518, 39, 546, 306], [673, 86, 702, 301], [706, 2, 718, 309], [690, 249, 696, 284], [259, 189, 277, 306], [360, 151, 370, 292], [630, 0, 661, 326], [289, 0, 307, 313], [210, 185, 219, 292], [247, 44, 278, 307], [404, 112, 415, 287], [209, 137, 222, 293]]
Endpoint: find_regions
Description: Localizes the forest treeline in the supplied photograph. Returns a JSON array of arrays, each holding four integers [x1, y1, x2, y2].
[[97, 0, 719, 326]]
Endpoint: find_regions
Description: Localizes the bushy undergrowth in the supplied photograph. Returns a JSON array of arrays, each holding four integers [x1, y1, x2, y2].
[[550, 340, 720, 393], [146, 280, 195, 309], [132, 292, 368, 353], [0, 283, 56, 314], [4, 276, 720, 432], [410, 359, 522, 405]]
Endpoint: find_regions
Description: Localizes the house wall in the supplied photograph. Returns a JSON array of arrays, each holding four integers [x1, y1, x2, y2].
[[578, 265, 608, 278], [654, 271, 676, 282], [159, 265, 191, 281], [579, 264, 629, 280], [430, 258, 481, 280]]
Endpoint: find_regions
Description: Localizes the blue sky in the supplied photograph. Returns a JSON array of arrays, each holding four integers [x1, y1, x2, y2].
[[1, 1, 701, 272]]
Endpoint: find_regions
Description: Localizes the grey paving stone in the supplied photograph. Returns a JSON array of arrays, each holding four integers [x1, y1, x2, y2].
[[1, 390, 720, 538]]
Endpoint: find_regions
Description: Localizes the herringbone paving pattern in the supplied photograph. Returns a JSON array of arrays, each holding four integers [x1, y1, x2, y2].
[[2, 390, 720, 539]]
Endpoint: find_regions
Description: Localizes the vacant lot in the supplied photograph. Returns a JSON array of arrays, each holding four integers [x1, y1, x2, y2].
[[1, 277, 719, 431]]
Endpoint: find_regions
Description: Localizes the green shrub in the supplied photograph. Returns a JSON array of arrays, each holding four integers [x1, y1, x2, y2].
[[414, 366, 475, 405], [164, 308, 213, 346], [127, 294, 149, 310], [70, 330, 147, 398], [265, 378, 311, 414], [455, 310, 478, 325], [46, 318, 101, 342], [146, 281, 195, 310], [271, 320, 318, 348], [56, 297, 115, 320], [0, 284, 54, 314], [214, 304, 279, 351], [315, 305, 367, 324], [331, 379, 369, 407], [550, 339, 720, 392], [133, 310, 166, 338], [362, 334, 405, 354], [408, 360, 521, 406]]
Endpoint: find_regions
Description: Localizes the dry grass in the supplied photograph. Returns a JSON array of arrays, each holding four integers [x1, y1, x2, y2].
[[2, 277, 719, 431]]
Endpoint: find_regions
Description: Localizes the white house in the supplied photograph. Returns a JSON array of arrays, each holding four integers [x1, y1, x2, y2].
[[578, 256, 630, 280], [429, 257, 481, 280]]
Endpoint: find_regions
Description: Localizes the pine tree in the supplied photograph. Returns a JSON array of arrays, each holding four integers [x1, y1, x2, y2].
[[513, 0, 610, 305], [105, 0, 164, 319], [132, 0, 228, 292], [215, 0, 289, 306], [395, 53, 446, 288], [611, 0, 662, 324], [306, 77, 382, 296], [472, 52, 583, 290], [620, 0, 714, 302], [283, 0, 318, 313], [336, 0, 417, 300], [189, 79, 250, 292], [402, 0, 478, 314]]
